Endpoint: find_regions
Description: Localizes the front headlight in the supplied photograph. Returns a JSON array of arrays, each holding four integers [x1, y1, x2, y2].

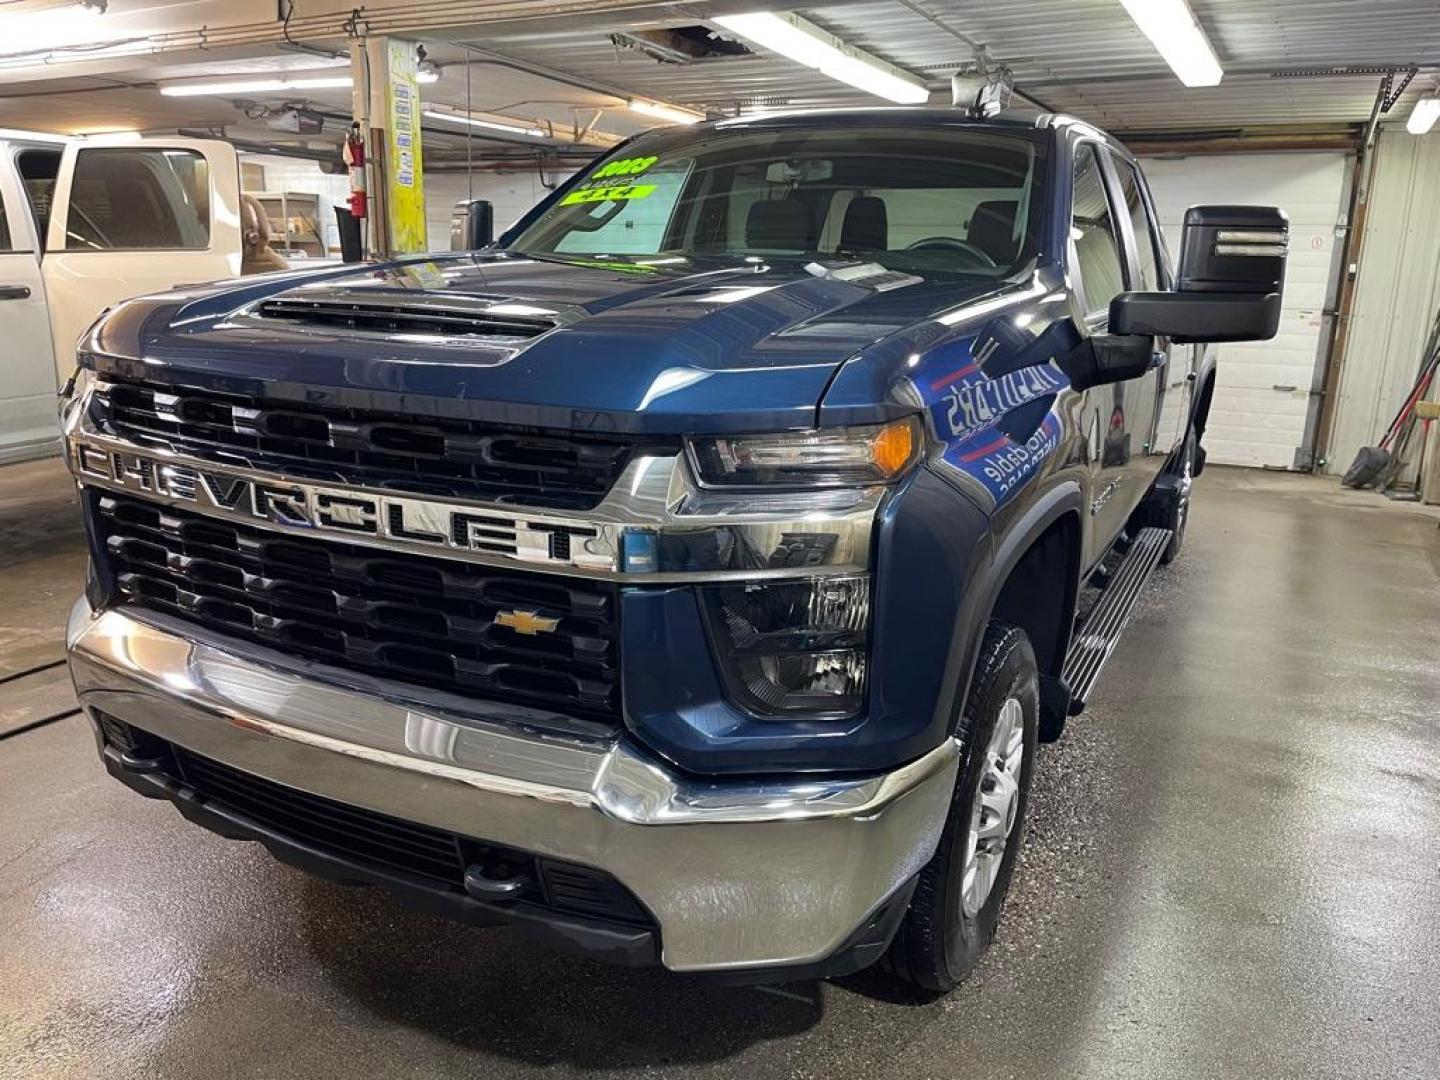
[[686, 417, 920, 489], [700, 574, 870, 718]]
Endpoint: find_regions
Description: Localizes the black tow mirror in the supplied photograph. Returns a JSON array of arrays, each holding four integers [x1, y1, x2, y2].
[[1111, 205, 1289, 344]]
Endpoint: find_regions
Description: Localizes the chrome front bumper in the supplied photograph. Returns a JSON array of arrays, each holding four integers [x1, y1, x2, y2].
[[67, 598, 958, 973]]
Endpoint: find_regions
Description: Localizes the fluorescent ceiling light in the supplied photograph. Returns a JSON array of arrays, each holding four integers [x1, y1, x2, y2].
[[628, 99, 703, 124], [422, 109, 547, 139], [2, 4, 122, 60], [1117, 0, 1223, 87], [1407, 96, 1440, 135], [713, 12, 929, 105], [416, 66, 441, 85], [161, 66, 436, 97], [823, 53, 931, 105], [161, 75, 354, 97]]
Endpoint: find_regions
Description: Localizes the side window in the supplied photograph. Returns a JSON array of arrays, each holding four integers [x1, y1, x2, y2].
[[17, 149, 60, 251], [1070, 143, 1126, 319], [1114, 158, 1163, 291], [64, 148, 210, 251], [0, 189, 11, 251]]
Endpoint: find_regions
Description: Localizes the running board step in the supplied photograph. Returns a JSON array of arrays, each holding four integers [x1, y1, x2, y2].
[[1062, 526, 1172, 713]]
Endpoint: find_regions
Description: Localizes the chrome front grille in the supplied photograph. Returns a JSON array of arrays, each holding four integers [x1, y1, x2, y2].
[[93, 493, 622, 722], [89, 378, 642, 511]]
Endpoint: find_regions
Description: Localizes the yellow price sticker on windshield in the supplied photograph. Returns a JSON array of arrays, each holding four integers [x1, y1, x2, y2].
[[559, 154, 663, 206], [560, 182, 657, 206], [592, 155, 658, 179]]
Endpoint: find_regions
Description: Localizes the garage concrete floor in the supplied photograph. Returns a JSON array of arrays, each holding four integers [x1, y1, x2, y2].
[[1, 459, 1437, 1080]]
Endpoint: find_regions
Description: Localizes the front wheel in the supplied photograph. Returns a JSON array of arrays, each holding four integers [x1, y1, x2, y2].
[[882, 622, 1038, 994]]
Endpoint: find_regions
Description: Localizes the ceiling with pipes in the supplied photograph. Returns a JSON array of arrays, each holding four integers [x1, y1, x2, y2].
[[0, 0, 1435, 165]]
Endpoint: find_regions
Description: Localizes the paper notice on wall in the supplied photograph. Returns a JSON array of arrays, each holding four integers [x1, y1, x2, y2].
[[385, 39, 426, 253]]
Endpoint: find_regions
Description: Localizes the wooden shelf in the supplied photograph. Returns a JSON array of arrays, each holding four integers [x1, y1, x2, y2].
[[251, 191, 326, 256]]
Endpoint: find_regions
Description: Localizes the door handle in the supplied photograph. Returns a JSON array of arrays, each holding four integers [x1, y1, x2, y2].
[[0, 285, 31, 300]]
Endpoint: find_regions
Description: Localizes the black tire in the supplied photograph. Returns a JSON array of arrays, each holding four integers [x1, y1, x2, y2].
[[1159, 430, 1197, 565], [882, 622, 1039, 994]]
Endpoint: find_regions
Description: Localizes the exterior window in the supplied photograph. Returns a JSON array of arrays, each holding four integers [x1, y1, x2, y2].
[[1115, 158, 1163, 291], [554, 161, 693, 255], [1071, 144, 1126, 318], [17, 149, 59, 251], [513, 127, 1046, 280], [64, 148, 210, 251], [0, 190, 11, 251]]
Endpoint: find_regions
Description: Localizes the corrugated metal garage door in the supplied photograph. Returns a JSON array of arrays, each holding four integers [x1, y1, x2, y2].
[[1140, 152, 1351, 468], [1325, 130, 1440, 482]]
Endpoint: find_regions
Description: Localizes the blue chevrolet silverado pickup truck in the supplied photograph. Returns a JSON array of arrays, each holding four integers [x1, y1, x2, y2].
[[62, 107, 1287, 992]]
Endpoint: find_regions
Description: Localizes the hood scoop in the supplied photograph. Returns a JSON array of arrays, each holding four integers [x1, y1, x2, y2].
[[252, 288, 561, 343]]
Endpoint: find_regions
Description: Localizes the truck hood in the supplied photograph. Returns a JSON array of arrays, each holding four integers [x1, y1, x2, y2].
[[90, 252, 1005, 435]]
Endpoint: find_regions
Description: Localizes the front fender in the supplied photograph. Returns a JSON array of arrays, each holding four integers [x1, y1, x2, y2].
[[936, 475, 1085, 738]]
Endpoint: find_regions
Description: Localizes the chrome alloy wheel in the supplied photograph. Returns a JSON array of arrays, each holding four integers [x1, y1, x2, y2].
[[961, 697, 1026, 918]]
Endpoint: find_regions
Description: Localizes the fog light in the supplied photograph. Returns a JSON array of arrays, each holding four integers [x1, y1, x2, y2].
[[701, 575, 869, 717]]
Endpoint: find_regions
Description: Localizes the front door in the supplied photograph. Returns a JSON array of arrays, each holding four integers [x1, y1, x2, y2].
[[1069, 141, 1159, 557], [1110, 153, 1192, 467], [41, 135, 241, 382], [0, 146, 58, 463]]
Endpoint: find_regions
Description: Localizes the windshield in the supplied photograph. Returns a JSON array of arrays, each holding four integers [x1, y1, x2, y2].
[[509, 124, 1047, 279]]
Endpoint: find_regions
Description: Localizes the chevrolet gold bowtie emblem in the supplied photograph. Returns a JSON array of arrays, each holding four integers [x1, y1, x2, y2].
[[495, 609, 561, 636]]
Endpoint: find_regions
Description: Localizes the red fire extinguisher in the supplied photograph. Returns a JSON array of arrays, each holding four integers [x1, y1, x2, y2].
[[343, 123, 367, 220]]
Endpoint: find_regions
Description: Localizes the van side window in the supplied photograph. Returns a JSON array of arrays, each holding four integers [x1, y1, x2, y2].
[[17, 149, 60, 251], [1114, 158, 1163, 291], [64, 148, 210, 251], [1071, 144, 1126, 319], [0, 190, 11, 251]]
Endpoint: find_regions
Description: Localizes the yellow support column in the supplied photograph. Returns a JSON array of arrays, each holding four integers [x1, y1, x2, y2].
[[350, 36, 427, 258]]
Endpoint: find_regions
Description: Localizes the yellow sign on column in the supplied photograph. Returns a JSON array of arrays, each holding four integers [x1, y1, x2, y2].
[[385, 39, 426, 253]]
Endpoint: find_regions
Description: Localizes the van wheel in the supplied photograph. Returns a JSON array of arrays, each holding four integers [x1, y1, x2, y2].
[[881, 622, 1038, 994]]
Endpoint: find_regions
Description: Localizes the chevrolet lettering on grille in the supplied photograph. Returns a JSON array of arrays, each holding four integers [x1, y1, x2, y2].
[[71, 441, 613, 572]]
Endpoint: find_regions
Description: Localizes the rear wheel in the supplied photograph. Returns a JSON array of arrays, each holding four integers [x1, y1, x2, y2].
[[882, 622, 1038, 993]]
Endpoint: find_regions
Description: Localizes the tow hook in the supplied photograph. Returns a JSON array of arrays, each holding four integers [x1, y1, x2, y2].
[[463, 863, 529, 902]]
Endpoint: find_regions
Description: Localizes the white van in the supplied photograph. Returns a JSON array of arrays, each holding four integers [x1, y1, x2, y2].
[[0, 131, 242, 463]]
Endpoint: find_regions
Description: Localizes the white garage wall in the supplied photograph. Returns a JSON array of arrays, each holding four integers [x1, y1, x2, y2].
[[424, 170, 575, 251], [1140, 152, 1351, 469], [1324, 128, 1440, 481], [238, 154, 351, 256], [238, 154, 574, 255]]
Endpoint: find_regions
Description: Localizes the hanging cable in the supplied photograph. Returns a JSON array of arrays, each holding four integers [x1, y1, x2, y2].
[[466, 53, 474, 203]]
